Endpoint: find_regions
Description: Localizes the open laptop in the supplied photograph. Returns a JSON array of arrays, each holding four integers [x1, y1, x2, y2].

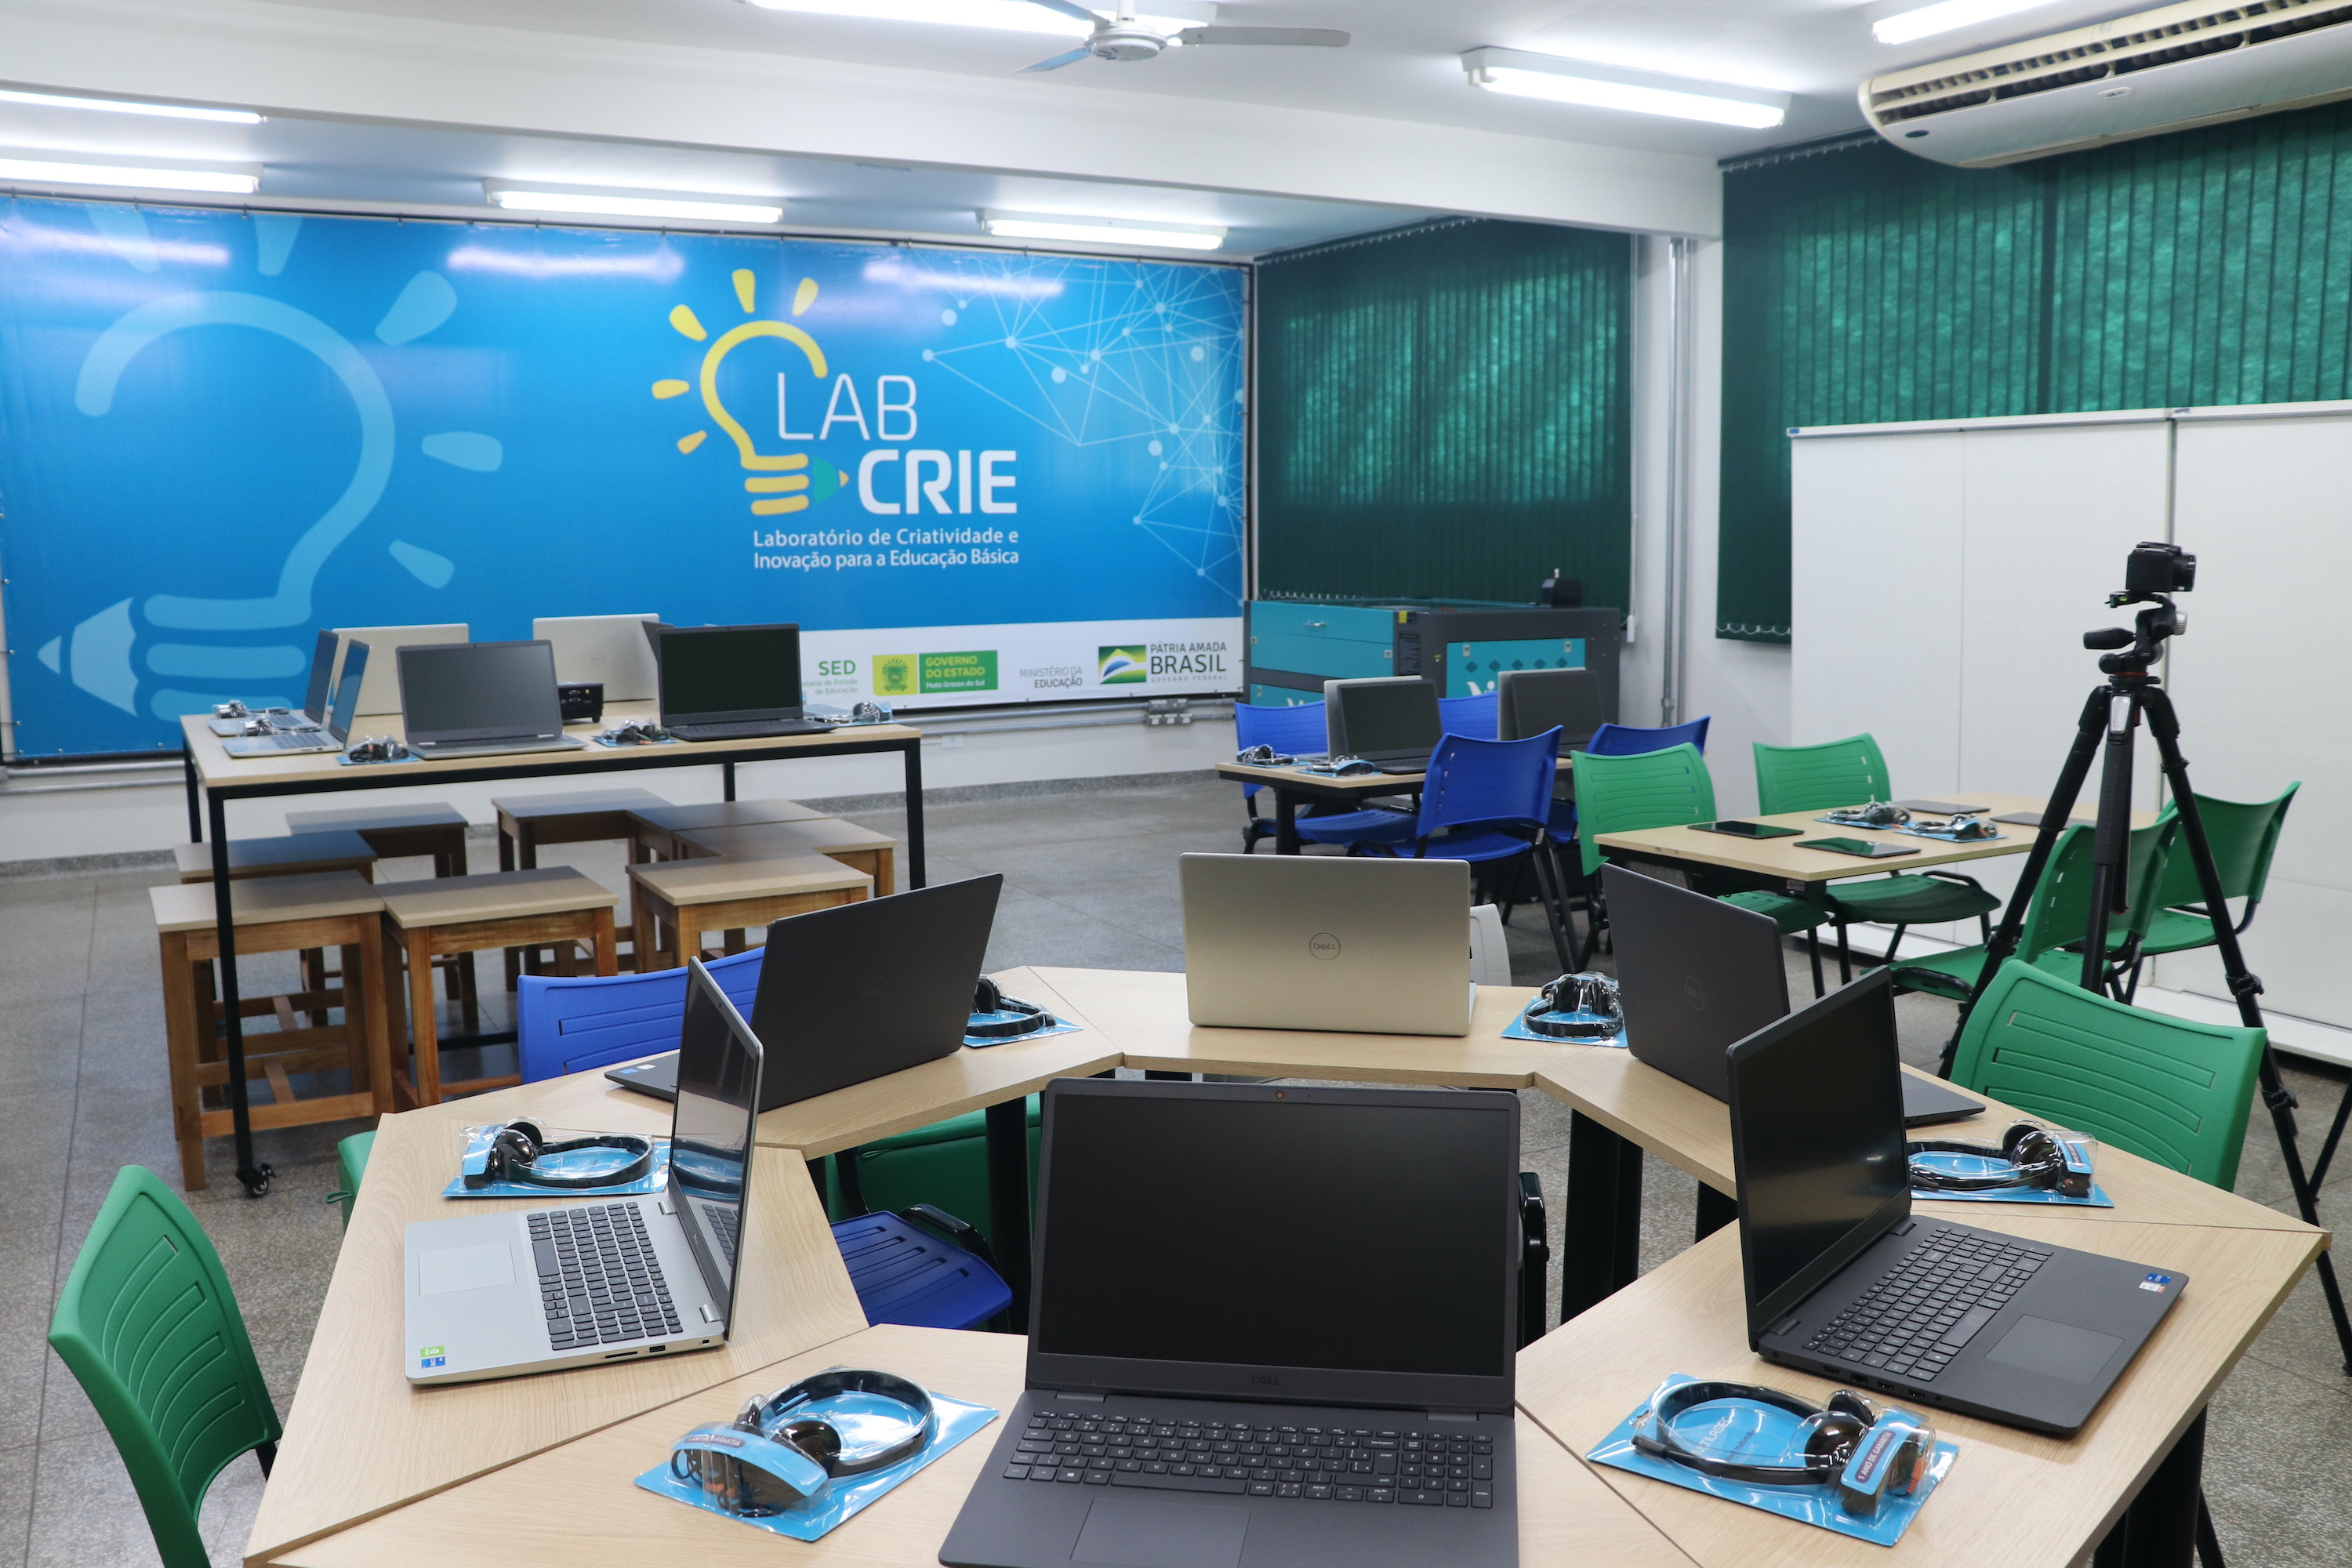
[[1323, 677, 1442, 775], [397, 640, 586, 759], [221, 641, 369, 757], [1730, 969, 2183, 1436], [206, 629, 339, 737], [535, 612, 661, 702], [1496, 667, 1603, 752], [332, 622, 469, 715], [402, 959, 763, 1385], [1181, 853, 1473, 1036], [655, 622, 827, 740], [605, 874, 1004, 1106], [941, 1077, 1522, 1568], [1605, 864, 1983, 1127]]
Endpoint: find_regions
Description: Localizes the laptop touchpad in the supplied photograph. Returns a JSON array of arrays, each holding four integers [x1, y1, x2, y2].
[[419, 1241, 516, 1296], [1072, 1495, 1248, 1568], [1985, 1315, 2123, 1383]]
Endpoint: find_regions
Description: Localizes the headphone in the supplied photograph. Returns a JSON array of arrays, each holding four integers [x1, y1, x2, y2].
[[670, 1368, 936, 1516], [462, 1120, 655, 1190], [1522, 972, 1624, 1040], [969, 977, 1056, 1040], [1235, 743, 1298, 767], [1825, 801, 1908, 829], [600, 721, 673, 745], [1908, 1121, 2094, 1199], [1631, 1381, 1935, 1517], [343, 736, 410, 764]]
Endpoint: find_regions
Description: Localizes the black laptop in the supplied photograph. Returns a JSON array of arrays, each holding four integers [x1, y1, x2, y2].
[[605, 874, 1001, 1108], [1496, 667, 1603, 751], [941, 1077, 1522, 1568], [1730, 969, 2182, 1436], [1323, 677, 1442, 775], [396, 640, 584, 759], [1604, 864, 1984, 1127], [654, 622, 827, 740]]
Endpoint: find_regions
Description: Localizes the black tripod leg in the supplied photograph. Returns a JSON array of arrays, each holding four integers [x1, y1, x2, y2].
[[2081, 690, 2140, 994], [1940, 686, 2108, 1078]]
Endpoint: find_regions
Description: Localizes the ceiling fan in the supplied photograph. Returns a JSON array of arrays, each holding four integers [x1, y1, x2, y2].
[[1013, 0, 1348, 72]]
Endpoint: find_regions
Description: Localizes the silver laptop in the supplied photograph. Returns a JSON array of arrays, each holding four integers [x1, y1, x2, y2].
[[1180, 853, 1474, 1036], [534, 612, 660, 702], [403, 959, 762, 1385], [221, 641, 368, 757], [206, 629, 339, 736], [397, 639, 586, 759]]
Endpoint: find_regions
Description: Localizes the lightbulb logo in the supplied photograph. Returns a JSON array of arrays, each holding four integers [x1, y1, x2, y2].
[[654, 268, 847, 516]]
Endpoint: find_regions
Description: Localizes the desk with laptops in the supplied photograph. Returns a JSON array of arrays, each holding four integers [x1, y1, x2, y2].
[[250, 852, 2321, 1568]]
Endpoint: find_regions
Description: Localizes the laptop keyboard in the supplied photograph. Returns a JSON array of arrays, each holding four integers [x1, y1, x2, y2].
[[1803, 1225, 2053, 1382], [528, 1205, 682, 1351], [1004, 1413, 1495, 1508]]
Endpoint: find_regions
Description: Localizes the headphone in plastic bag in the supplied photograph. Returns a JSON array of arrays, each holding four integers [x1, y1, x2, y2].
[[1632, 1381, 1936, 1517], [1522, 971, 1624, 1040], [670, 1368, 937, 1515], [1907, 1121, 2095, 1200], [969, 977, 1056, 1040], [462, 1119, 655, 1190]]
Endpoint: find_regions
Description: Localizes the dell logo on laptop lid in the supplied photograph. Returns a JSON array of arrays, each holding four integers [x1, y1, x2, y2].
[[1308, 932, 1342, 960]]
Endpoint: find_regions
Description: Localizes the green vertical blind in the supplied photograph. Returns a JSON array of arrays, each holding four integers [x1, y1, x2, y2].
[[1257, 220, 1632, 606], [1721, 101, 2352, 643]]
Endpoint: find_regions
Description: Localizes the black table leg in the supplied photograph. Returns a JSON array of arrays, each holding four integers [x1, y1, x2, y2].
[[1276, 788, 1300, 855], [1695, 1184, 1737, 1242], [985, 1098, 1031, 1325], [183, 746, 202, 843], [1562, 1112, 1642, 1322], [722, 759, 737, 803], [903, 739, 926, 890], [209, 795, 269, 1197], [2093, 1410, 2208, 1568]]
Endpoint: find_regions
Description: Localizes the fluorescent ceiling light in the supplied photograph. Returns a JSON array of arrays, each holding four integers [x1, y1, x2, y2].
[[0, 88, 262, 124], [488, 188, 783, 223], [0, 156, 258, 194], [1462, 48, 1788, 130], [981, 211, 1225, 250], [741, 0, 1207, 38], [1872, 0, 2064, 46]]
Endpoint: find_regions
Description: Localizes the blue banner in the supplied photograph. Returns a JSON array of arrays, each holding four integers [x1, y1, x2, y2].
[[0, 198, 1246, 755]]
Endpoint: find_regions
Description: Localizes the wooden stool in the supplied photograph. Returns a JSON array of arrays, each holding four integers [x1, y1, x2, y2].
[[673, 818, 898, 894], [172, 830, 378, 883], [626, 798, 829, 864], [492, 788, 670, 982], [628, 852, 871, 972], [284, 804, 476, 1026], [152, 872, 392, 1192], [377, 868, 619, 1105]]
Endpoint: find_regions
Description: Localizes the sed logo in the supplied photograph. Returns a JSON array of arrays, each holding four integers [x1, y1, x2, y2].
[[1308, 932, 1342, 961]]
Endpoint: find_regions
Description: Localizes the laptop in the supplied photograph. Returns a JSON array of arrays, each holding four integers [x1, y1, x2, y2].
[[534, 612, 661, 702], [1496, 667, 1603, 752], [1730, 969, 2183, 1436], [605, 874, 1004, 1106], [1323, 677, 1441, 775], [655, 622, 827, 740], [402, 958, 763, 1385], [206, 629, 339, 737], [220, 641, 369, 757], [940, 1077, 1522, 1568], [397, 640, 586, 759], [1181, 853, 1474, 1036], [1605, 865, 1984, 1127]]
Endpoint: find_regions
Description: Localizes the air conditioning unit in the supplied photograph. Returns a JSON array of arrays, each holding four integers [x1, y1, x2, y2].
[[1861, 0, 2352, 166]]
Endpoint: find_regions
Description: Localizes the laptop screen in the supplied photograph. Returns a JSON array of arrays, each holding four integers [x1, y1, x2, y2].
[[1029, 1080, 1519, 1410], [657, 624, 802, 723], [326, 641, 368, 742], [1726, 971, 1911, 1342], [670, 960, 766, 1330], [299, 628, 338, 722], [397, 641, 564, 743], [1499, 668, 1602, 746], [1332, 680, 1439, 757]]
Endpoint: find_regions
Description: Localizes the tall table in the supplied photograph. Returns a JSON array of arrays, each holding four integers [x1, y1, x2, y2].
[[181, 702, 926, 1196]]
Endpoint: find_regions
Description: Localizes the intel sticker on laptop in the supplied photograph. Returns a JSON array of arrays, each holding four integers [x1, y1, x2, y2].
[[2139, 1274, 2172, 1294], [419, 1345, 447, 1370]]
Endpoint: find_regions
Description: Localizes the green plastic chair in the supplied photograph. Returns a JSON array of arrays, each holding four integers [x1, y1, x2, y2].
[[817, 1096, 1042, 1247], [49, 1166, 280, 1568], [328, 1129, 375, 1231], [1949, 958, 2266, 1190], [1571, 744, 1831, 983], [1753, 735, 2002, 971], [2117, 785, 2299, 998], [1895, 821, 2170, 1003]]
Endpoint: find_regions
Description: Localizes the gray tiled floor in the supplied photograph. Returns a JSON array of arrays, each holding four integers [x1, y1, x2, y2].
[[5, 775, 2347, 1564]]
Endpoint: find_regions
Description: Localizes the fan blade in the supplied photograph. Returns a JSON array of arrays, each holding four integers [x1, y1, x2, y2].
[[1176, 26, 1349, 46], [1019, 44, 1097, 71], [1017, 0, 1102, 22]]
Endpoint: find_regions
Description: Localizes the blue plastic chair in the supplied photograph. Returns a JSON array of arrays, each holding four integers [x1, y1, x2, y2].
[[832, 1209, 1013, 1330], [1438, 691, 1499, 740], [1232, 698, 1410, 852], [516, 946, 764, 1082], [1585, 717, 1710, 757]]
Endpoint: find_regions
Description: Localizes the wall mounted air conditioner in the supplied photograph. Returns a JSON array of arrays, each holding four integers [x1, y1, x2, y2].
[[1862, 0, 2352, 165]]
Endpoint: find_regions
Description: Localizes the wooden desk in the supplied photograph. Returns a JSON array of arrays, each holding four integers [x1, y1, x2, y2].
[[1515, 1218, 2324, 1568], [180, 703, 925, 1197], [244, 1103, 869, 1567], [260, 1327, 1690, 1568]]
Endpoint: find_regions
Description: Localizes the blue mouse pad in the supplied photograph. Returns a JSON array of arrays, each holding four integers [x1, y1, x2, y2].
[[1503, 1011, 1625, 1047], [964, 1014, 1083, 1050], [1910, 1148, 2112, 1207]]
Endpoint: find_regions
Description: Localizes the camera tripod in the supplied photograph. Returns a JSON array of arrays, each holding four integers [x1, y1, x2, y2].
[[1940, 579, 2352, 1375]]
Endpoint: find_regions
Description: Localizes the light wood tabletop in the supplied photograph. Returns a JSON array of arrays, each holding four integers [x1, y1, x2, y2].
[[1212, 758, 1428, 793], [1591, 791, 2147, 887], [243, 1105, 869, 1567], [1515, 1218, 2324, 1568], [261, 1325, 1692, 1568]]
